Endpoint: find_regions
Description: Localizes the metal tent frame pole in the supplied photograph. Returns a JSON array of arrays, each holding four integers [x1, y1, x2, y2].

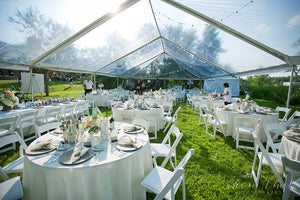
[[286, 64, 294, 108], [30, 68, 34, 102]]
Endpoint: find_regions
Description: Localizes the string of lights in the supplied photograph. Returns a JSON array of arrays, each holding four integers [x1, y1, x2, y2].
[[220, 0, 254, 22]]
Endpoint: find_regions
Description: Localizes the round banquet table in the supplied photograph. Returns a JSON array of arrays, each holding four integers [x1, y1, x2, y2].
[[279, 131, 300, 161], [22, 122, 153, 200], [215, 108, 279, 142], [112, 106, 164, 130]]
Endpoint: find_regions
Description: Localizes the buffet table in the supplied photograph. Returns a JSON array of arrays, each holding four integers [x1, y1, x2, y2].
[[22, 122, 153, 200]]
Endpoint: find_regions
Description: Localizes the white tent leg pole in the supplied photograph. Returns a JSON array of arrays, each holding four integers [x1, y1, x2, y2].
[[93, 73, 96, 90], [286, 64, 294, 108], [30, 68, 34, 102]]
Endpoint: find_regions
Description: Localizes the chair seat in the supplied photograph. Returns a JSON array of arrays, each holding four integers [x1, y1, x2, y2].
[[0, 128, 11, 137], [258, 152, 283, 167], [141, 166, 181, 200], [238, 127, 253, 134], [0, 176, 23, 200], [163, 116, 173, 122], [274, 142, 281, 150], [291, 178, 300, 196], [3, 157, 24, 173], [151, 144, 173, 157]]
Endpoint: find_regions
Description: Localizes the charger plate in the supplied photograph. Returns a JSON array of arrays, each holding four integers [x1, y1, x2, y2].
[[59, 148, 94, 165]]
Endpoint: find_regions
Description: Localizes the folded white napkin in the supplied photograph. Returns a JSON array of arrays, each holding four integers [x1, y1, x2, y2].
[[71, 147, 89, 163], [118, 136, 139, 147]]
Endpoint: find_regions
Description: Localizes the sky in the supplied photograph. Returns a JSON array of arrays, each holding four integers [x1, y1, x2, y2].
[[0, 0, 299, 77]]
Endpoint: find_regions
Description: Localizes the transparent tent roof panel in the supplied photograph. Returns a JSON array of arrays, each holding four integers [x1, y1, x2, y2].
[[0, 0, 122, 65], [42, 0, 160, 72], [97, 38, 163, 75], [152, 0, 285, 74]]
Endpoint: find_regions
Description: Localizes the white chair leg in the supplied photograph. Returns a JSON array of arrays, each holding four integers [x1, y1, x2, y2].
[[182, 175, 186, 200]]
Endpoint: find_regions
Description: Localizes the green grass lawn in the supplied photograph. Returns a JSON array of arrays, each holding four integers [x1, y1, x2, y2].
[[1, 81, 299, 199]]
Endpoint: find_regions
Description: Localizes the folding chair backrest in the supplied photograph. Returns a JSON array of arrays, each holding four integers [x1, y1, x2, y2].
[[0, 132, 27, 157], [0, 115, 18, 134], [17, 110, 38, 124], [45, 107, 62, 122], [263, 123, 286, 153], [275, 107, 291, 122], [204, 109, 216, 120], [35, 122, 61, 137], [236, 116, 255, 129], [286, 111, 300, 127], [171, 106, 181, 121], [162, 124, 182, 145], [252, 131, 284, 186], [161, 125, 183, 167], [175, 148, 195, 171], [132, 118, 150, 132], [282, 156, 300, 181]]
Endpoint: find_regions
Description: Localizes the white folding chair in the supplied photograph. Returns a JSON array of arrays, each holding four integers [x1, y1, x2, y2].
[[16, 110, 38, 142], [284, 110, 300, 129], [263, 123, 286, 152], [141, 149, 195, 200], [151, 124, 183, 169], [74, 101, 85, 119], [0, 169, 23, 200], [251, 129, 284, 188], [163, 106, 181, 133], [37, 107, 62, 125], [275, 106, 291, 123], [142, 109, 159, 140], [281, 156, 300, 200], [0, 132, 27, 180], [235, 116, 259, 150], [203, 109, 227, 138], [35, 122, 61, 137], [0, 116, 18, 153], [186, 94, 192, 106], [198, 104, 209, 125], [163, 102, 173, 118], [132, 118, 150, 132], [61, 104, 75, 121]]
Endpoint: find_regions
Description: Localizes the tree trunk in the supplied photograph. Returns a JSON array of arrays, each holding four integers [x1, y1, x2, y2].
[[44, 73, 49, 96]]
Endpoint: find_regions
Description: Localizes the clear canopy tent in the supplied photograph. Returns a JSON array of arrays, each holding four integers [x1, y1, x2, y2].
[[0, 0, 299, 80]]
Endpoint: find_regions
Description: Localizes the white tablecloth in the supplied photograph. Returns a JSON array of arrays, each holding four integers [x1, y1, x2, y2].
[[22, 122, 153, 200], [279, 132, 300, 161], [112, 106, 164, 130], [0, 100, 85, 119], [216, 108, 279, 142]]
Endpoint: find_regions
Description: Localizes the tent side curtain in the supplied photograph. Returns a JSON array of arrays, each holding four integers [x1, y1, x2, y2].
[[204, 78, 240, 96]]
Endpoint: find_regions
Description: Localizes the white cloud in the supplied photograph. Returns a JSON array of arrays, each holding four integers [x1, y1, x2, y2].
[[288, 14, 300, 28], [254, 24, 271, 36]]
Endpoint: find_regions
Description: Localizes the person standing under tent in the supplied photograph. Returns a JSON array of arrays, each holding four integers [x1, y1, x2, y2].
[[156, 78, 160, 90], [136, 79, 142, 95], [98, 80, 104, 90], [84, 77, 94, 95], [221, 82, 232, 105]]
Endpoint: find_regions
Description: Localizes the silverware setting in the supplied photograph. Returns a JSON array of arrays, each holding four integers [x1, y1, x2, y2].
[[94, 152, 101, 164], [45, 151, 62, 165]]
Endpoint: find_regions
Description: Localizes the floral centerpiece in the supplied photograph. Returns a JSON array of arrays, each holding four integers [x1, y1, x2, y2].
[[0, 90, 19, 111]]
